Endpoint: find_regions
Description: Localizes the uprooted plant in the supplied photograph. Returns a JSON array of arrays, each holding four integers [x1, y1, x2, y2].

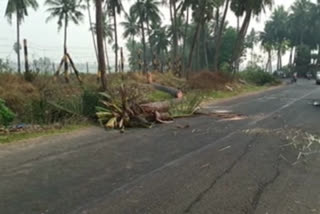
[[96, 84, 152, 130], [169, 94, 204, 118]]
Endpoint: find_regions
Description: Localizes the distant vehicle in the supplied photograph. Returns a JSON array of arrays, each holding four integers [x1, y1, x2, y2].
[[316, 71, 320, 85], [306, 72, 312, 80]]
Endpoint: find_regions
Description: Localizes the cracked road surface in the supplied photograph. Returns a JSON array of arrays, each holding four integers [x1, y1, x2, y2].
[[1, 80, 320, 214]]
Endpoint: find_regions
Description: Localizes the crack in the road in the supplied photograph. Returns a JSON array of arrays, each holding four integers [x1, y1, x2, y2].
[[183, 135, 258, 213], [247, 157, 281, 214]]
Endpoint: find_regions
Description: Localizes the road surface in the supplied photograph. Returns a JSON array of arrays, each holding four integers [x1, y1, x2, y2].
[[0, 79, 320, 214]]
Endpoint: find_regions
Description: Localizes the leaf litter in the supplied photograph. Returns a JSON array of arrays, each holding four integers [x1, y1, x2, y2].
[[244, 128, 320, 163]]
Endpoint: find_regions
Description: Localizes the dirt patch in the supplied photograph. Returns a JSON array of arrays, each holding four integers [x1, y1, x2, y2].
[[129, 72, 187, 89], [188, 71, 233, 90]]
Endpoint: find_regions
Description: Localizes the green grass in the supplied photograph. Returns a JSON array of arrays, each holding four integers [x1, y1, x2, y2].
[[146, 90, 173, 102], [206, 85, 268, 100], [0, 124, 89, 144]]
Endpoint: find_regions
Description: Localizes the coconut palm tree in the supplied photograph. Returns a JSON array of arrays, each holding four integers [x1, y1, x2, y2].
[[5, 0, 38, 73], [121, 10, 139, 69], [86, 0, 98, 62], [289, 0, 313, 46], [106, 0, 122, 72], [230, 0, 273, 72], [144, 0, 161, 51], [45, 0, 85, 61], [186, 0, 217, 73], [102, 13, 114, 73], [96, 0, 107, 89], [45, 0, 85, 83], [121, 10, 139, 50], [131, 0, 161, 73], [150, 24, 170, 71], [268, 6, 289, 70], [213, 0, 230, 72], [260, 26, 274, 73], [130, 0, 147, 72]]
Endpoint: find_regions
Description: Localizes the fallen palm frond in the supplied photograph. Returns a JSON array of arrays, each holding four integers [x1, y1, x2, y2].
[[169, 94, 204, 118], [96, 84, 152, 130]]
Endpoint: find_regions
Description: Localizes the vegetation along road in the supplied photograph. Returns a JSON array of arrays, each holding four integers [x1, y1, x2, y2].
[[0, 79, 319, 214]]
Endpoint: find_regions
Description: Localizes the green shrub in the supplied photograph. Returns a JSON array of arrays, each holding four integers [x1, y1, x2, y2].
[[82, 89, 100, 118], [240, 66, 277, 86], [0, 98, 15, 127]]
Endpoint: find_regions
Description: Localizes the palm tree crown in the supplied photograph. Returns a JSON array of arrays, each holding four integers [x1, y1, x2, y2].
[[5, 0, 38, 22], [45, 0, 85, 30]]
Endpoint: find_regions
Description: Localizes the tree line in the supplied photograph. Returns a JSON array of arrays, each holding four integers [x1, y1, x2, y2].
[[261, 0, 320, 74], [4, 0, 320, 89]]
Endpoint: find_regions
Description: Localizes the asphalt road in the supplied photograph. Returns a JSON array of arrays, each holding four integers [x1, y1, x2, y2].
[[1, 79, 320, 214]]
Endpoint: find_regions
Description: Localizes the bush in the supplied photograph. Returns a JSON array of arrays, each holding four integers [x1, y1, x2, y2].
[[82, 89, 100, 119], [0, 98, 15, 127], [240, 66, 277, 86]]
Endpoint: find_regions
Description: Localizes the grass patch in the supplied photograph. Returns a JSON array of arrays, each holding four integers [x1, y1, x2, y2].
[[206, 85, 268, 100], [146, 90, 173, 102], [0, 124, 89, 144]]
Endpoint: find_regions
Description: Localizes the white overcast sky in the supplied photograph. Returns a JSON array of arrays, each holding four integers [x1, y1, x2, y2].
[[0, 0, 310, 65]]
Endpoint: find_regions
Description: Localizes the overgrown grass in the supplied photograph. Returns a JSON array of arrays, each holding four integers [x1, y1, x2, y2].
[[0, 124, 89, 144], [207, 84, 268, 100], [0, 71, 278, 135], [146, 90, 173, 102]]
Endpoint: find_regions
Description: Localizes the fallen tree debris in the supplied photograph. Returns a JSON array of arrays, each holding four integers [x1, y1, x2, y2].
[[151, 83, 183, 99]]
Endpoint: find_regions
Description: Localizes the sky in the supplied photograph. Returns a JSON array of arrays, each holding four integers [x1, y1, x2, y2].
[[0, 0, 304, 68]]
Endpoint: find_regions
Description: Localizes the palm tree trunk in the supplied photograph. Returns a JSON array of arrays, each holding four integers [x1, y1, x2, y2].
[[146, 19, 154, 68], [187, 22, 201, 76], [96, 0, 107, 90], [230, 9, 252, 73], [196, 28, 200, 70], [235, 16, 241, 72], [64, 16, 69, 82], [277, 47, 281, 70], [213, 0, 230, 72], [202, 23, 209, 69], [87, 0, 98, 62], [289, 46, 294, 66], [16, 11, 21, 74], [280, 48, 283, 69], [172, 0, 178, 59], [237, 16, 240, 32], [266, 50, 271, 72], [182, 7, 189, 74], [104, 39, 111, 73], [113, 9, 119, 73], [141, 20, 147, 73], [132, 35, 136, 70]]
